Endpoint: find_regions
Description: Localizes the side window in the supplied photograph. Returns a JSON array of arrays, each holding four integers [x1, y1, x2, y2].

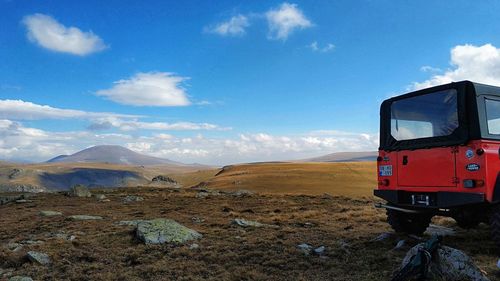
[[485, 98, 500, 134]]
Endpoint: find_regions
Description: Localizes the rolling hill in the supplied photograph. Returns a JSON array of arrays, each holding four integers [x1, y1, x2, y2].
[[47, 145, 182, 166], [302, 151, 378, 162]]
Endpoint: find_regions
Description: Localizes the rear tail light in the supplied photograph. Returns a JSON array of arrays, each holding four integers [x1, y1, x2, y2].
[[378, 179, 390, 186]]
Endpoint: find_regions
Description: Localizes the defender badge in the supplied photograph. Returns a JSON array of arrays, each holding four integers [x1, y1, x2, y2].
[[466, 163, 480, 171], [465, 149, 474, 159]]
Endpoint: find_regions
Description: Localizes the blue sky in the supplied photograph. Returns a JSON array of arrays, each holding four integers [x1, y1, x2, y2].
[[2, 0, 500, 164]]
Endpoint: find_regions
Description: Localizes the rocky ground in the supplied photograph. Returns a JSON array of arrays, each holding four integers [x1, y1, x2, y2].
[[1, 187, 500, 281]]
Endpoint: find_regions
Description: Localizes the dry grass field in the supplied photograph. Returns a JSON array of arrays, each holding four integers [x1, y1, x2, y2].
[[199, 162, 376, 197], [1, 161, 499, 280]]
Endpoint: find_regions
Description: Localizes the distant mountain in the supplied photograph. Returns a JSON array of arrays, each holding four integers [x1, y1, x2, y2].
[[301, 151, 378, 162], [46, 145, 182, 166]]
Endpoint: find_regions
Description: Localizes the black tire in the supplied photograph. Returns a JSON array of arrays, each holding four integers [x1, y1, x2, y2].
[[387, 208, 431, 236], [489, 204, 500, 251]]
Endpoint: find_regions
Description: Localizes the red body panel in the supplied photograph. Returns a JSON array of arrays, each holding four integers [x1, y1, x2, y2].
[[377, 140, 500, 203]]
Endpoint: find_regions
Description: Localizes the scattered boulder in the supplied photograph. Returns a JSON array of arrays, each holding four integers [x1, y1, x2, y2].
[[313, 246, 326, 256], [135, 218, 202, 245], [232, 218, 264, 228], [191, 216, 205, 224], [9, 276, 33, 281], [6, 243, 22, 252], [39, 210, 63, 217], [122, 195, 144, 203], [393, 239, 406, 250], [152, 175, 178, 184], [15, 199, 32, 204], [400, 243, 489, 281], [27, 251, 51, 265], [68, 215, 103, 221], [117, 220, 147, 227], [189, 243, 200, 250], [230, 190, 254, 197], [371, 232, 392, 242], [297, 243, 313, 255], [68, 184, 91, 198], [94, 194, 107, 200], [8, 168, 23, 179], [425, 224, 456, 237]]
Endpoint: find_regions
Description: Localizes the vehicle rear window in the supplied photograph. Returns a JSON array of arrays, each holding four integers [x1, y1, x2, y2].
[[485, 98, 500, 134], [390, 89, 458, 141]]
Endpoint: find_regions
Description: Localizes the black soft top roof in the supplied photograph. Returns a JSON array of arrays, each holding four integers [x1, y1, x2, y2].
[[379, 80, 500, 151]]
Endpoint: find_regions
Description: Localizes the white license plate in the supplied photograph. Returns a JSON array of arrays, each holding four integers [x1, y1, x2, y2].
[[379, 165, 393, 176]]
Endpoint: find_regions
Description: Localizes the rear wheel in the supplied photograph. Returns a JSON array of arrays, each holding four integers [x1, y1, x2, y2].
[[489, 204, 500, 251], [387, 208, 431, 236]]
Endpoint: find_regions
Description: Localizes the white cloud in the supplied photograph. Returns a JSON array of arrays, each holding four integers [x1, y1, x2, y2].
[[412, 44, 500, 89], [206, 15, 250, 36], [0, 99, 137, 120], [265, 3, 312, 40], [308, 41, 335, 53], [87, 116, 230, 131], [0, 120, 377, 165], [419, 65, 441, 73], [22, 13, 107, 56], [96, 72, 191, 106]]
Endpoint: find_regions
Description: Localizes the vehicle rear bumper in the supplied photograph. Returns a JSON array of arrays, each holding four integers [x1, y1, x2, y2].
[[374, 189, 485, 208]]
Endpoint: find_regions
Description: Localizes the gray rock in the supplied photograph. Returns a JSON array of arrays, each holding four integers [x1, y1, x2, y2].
[[135, 218, 202, 245], [314, 246, 326, 255], [27, 251, 51, 265], [393, 239, 406, 250], [8, 168, 23, 179], [15, 199, 32, 204], [69, 184, 91, 197], [68, 215, 103, 221], [297, 243, 313, 255], [39, 210, 63, 217], [191, 216, 205, 224], [401, 244, 489, 281], [195, 191, 209, 199], [117, 220, 146, 226], [9, 276, 33, 281], [122, 195, 144, 203], [230, 190, 254, 197], [189, 243, 200, 250], [6, 243, 22, 250], [232, 218, 264, 228], [371, 232, 392, 242], [425, 224, 456, 237], [94, 194, 107, 200]]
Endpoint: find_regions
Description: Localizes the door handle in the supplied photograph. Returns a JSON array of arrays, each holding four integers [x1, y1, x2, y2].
[[402, 155, 408, 165]]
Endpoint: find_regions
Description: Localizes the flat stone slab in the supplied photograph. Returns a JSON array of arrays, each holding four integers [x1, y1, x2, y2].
[[68, 215, 103, 221], [135, 218, 202, 245], [9, 276, 33, 281], [27, 251, 51, 265], [39, 210, 63, 217], [425, 224, 456, 237]]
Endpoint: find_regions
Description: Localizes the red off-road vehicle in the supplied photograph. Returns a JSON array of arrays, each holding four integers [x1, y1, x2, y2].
[[374, 81, 500, 245]]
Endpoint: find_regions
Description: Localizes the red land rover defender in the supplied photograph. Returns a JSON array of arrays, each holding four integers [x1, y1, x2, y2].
[[374, 81, 500, 245]]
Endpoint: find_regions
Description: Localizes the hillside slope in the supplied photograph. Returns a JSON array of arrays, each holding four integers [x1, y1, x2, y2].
[[303, 151, 378, 162], [47, 145, 181, 166]]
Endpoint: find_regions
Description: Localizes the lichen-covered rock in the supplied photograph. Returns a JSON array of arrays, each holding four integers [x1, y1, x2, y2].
[[67, 215, 103, 221], [122, 195, 144, 203], [401, 244, 489, 281], [27, 251, 51, 265], [9, 276, 33, 281], [69, 184, 91, 197], [39, 210, 63, 217], [232, 218, 264, 228], [135, 218, 202, 244]]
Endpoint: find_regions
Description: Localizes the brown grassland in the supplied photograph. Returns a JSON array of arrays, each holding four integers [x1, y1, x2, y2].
[[0, 162, 499, 280]]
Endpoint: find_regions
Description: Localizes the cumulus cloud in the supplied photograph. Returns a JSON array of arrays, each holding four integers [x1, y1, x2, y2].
[[87, 116, 230, 132], [0, 99, 137, 120], [265, 3, 312, 40], [0, 120, 377, 165], [96, 72, 191, 106], [205, 15, 250, 36], [22, 13, 107, 56], [0, 99, 226, 133], [412, 44, 500, 89], [308, 41, 335, 53]]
